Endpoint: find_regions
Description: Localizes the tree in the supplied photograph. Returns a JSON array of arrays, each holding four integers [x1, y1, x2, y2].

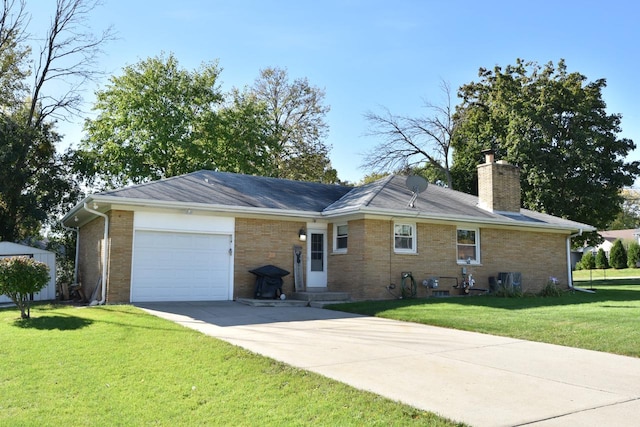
[[0, 110, 76, 241], [627, 241, 640, 268], [78, 53, 225, 188], [452, 59, 639, 244], [249, 67, 336, 182], [363, 81, 456, 188], [0, 0, 112, 242], [213, 89, 281, 177], [608, 189, 640, 230], [595, 248, 609, 269], [0, 256, 49, 319], [609, 239, 627, 269]]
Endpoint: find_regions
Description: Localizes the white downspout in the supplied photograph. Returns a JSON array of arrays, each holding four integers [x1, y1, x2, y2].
[[567, 229, 583, 289], [83, 202, 109, 305], [59, 222, 80, 285]]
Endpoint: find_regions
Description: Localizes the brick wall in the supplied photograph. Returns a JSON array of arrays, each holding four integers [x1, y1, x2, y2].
[[234, 218, 305, 298], [77, 210, 134, 303], [106, 210, 134, 303], [328, 219, 569, 300], [481, 228, 567, 293], [79, 210, 569, 303]]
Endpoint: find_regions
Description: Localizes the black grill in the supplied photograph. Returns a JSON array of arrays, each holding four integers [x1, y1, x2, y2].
[[249, 265, 290, 299]]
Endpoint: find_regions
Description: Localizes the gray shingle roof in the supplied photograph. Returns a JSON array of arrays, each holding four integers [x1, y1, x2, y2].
[[324, 175, 593, 230], [83, 171, 593, 232], [99, 170, 352, 212]]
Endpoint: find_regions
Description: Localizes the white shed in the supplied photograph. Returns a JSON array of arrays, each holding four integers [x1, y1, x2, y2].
[[0, 242, 56, 303]]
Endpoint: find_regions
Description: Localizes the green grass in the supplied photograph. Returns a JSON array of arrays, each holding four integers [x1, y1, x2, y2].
[[0, 304, 463, 427], [329, 282, 640, 358], [572, 267, 640, 281]]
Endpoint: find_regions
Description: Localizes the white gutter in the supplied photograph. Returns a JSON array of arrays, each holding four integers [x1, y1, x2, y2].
[[567, 229, 583, 289], [83, 202, 109, 305], [64, 195, 320, 222], [323, 206, 595, 234], [59, 222, 80, 286]]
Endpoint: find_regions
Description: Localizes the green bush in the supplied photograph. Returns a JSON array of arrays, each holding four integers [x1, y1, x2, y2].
[[579, 251, 596, 270], [0, 256, 50, 319], [595, 248, 609, 269], [609, 239, 627, 269], [627, 241, 640, 268]]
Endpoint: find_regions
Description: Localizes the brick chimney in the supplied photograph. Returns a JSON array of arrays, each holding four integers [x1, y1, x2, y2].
[[477, 150, 521, 212]]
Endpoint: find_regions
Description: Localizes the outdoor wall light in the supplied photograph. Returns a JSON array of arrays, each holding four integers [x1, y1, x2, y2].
[[299, 228, 307, 242], [93, 203, 98, 210], [186, 209, 193, 215]]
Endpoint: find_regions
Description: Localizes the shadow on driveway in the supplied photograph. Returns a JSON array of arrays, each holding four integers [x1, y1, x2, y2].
[[135, 300, 363, 327]]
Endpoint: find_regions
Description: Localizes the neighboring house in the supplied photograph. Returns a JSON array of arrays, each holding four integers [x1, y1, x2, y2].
[[0, 242, 57, 304], [583, 228, 640, 260], [61, 153, 595, 304]]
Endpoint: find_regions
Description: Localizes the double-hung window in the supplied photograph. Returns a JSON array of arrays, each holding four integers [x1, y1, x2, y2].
[[394, 223, 416, 253], [457, 228, 480, 263], [334, 223, 348, 253]]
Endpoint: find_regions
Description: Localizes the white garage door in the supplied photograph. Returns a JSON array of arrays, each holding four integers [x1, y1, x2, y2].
[[131, 231, 232, 302]]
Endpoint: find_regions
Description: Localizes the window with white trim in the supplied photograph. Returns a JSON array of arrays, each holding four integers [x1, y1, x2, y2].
[[457, 228, 480, 263], [334, 223, 348, 252], [394, 223, 416, 253]]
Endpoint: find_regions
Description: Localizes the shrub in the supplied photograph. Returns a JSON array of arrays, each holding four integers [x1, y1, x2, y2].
[[627, 241, 640, 268], [609, 239, 627, 269], [579, 251, 596, 270], [539, 277, 563, 297], [0, 256, 50, 319], [595, 248, 609, 269]]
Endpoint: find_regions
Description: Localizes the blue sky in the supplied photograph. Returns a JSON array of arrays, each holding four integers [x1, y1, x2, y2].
[[29, 0, 640, 184]]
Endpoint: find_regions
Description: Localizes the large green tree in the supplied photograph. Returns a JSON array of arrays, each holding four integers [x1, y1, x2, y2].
[[452, 59, 639, 238], [79, 53, 226, 187], [213, 89, 281, 176], [80, 61, 338, 187]]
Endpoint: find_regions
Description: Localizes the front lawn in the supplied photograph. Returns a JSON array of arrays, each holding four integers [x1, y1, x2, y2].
[[329, 282, 640, 358], [0, 304, 463, 427]]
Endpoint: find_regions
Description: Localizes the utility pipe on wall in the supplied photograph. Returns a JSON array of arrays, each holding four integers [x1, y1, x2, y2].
[[566, 229, 583, 289], [83, 202, 109, 305]]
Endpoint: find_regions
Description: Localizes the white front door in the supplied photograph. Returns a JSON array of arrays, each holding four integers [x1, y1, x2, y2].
[[306, 224, 327, 288]]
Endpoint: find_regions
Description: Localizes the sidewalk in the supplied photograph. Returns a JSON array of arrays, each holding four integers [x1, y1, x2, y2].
[[137, 301, 640, 427]]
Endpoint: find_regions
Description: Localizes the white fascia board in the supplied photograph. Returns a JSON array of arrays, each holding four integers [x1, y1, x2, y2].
[[322, 206, 594, 234], [65, 195, 323, 223]]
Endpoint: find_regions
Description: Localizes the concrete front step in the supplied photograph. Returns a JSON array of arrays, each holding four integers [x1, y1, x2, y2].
[[290, 291, 351, 302], [236, 298, 308, 307], [308, 300, 351, 308], [236, 291, 351, 307]]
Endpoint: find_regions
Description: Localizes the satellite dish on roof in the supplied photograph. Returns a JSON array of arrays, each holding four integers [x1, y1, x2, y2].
[[406, 175, 428, 208]]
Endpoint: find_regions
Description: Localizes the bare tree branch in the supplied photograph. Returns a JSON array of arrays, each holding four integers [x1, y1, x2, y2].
[[28, 0, 115, 126], [362, 80, 457, 188]]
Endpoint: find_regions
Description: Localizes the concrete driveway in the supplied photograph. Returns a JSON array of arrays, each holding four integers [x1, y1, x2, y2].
[[137, 301, 640, 427]]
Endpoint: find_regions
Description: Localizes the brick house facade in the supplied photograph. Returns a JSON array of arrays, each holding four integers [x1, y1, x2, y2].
[[64, 161, 593, 304]]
